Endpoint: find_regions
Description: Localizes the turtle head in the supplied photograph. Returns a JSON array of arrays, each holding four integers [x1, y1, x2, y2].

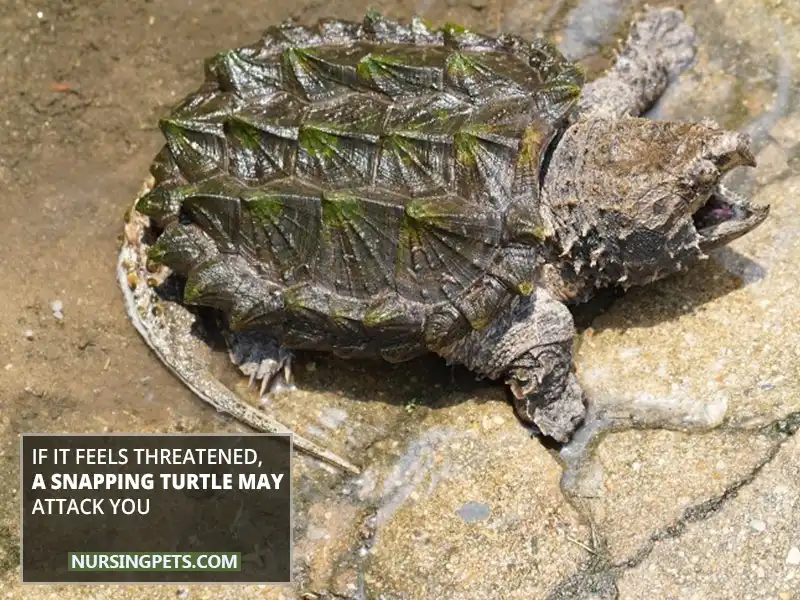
[[540, 117, 768, 298]]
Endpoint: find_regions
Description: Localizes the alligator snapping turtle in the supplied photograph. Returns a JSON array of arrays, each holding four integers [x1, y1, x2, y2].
[[119, 8, 768, 473]]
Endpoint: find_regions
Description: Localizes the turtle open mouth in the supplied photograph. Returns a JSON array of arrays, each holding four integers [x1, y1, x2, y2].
[[688, 132, 768, 249], [692, 183, 769, 249]]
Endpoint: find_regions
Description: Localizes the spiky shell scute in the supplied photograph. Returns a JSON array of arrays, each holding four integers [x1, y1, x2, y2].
[[139, 12, 583, 357]]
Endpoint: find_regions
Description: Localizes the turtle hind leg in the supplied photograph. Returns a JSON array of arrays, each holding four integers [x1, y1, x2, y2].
[[119, 183, 360, 475], [224, 330, 296, 400]]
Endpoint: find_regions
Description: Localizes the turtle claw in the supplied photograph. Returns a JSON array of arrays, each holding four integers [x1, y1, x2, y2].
[[225, 330, 294, 397]]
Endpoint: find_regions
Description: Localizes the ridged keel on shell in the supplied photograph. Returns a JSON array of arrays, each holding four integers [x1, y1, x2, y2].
[[137, 12, 583, 359]]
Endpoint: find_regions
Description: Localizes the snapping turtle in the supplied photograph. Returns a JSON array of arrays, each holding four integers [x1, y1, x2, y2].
[[119, 8, 768, 474]]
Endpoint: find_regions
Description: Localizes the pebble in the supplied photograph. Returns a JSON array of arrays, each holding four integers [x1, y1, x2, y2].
[[786, 546, 800, 566], [50, 299, 64, 321], [23, 328, 34, 340], [749, 519, 766, 532]]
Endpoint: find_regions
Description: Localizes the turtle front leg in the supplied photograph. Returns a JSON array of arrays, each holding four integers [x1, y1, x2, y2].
[[434, 288, 585, 442], [577, 7, 697, 120]]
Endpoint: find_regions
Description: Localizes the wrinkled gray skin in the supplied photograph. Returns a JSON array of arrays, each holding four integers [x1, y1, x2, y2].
[[119, 8, 768, 473]]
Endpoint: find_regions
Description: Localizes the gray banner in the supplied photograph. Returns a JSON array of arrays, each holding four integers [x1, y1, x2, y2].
[[21, 434, 291, 583]]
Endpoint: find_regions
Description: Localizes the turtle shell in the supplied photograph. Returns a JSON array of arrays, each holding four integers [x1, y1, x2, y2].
[[137, 12, 584, 361]]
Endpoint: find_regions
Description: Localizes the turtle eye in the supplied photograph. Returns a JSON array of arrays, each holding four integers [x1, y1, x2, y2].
[[678, 159, 720, 212], [690, 160, 720, 188]]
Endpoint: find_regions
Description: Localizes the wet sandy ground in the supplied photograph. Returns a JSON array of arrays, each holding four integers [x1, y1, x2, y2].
[[1, 0, 798, 598]]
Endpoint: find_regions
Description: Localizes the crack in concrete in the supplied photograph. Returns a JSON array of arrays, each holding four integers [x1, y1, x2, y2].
[[762, 409, 800, 438], [612, 441, 782, 572], [301, 410, 800, 600], [545, 413, 800, 599]]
